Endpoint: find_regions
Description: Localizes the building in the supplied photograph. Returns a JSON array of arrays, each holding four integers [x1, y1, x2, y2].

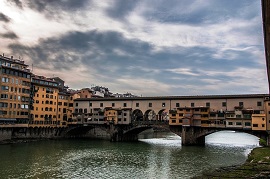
[[252, 113, 267, 130], [29, 75, 75, 127], [0, 54, 31, 125], [169, 107, 210, 127], [29, 75, 60, 127], [58, 91, 74, 125], [74, 94, 269, 130], [104, 108, 132, 125]]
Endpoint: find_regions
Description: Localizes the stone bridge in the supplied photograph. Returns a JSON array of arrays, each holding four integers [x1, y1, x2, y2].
[[64, 122, 270, 146]]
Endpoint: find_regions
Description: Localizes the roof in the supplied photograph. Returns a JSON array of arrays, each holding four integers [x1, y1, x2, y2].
[[0, 55, 28, 66], [74, 94, 268, 101]]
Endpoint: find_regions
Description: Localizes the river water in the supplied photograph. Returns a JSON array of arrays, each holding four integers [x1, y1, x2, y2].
[[0, 131, 259, 179]]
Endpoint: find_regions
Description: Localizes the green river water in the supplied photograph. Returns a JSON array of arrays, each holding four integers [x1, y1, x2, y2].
[[0, 131, 259, 179]]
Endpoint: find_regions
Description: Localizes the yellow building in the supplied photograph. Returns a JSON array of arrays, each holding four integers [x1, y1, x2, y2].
[[58, 92, 73, 125], [105, 108, 118, 124], [103, 108, 132, 125], [169, 107, 210, 127], [252, 113, 267, 130], [0, 55, 31, 125], [29, 75, 61, 127]]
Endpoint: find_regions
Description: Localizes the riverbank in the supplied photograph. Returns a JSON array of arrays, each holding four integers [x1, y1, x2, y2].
[[193, 147, 270, 178]]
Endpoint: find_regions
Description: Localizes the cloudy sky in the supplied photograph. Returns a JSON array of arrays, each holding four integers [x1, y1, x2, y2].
[[0, 0, 268, 96]]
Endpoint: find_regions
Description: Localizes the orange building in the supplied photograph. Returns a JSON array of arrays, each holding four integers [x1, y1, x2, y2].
[[0, 55, 31, 125], [29, 75, 59, 127]]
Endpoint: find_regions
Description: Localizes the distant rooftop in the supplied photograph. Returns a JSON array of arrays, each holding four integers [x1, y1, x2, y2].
[[0, 54, 28, 66], [75, 94, 269, 101]]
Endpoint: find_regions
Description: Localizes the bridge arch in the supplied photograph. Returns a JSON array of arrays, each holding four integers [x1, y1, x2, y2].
[[131, 109, 143, 122], [144, 109, 156, 121], [157, 109, 169, 122]]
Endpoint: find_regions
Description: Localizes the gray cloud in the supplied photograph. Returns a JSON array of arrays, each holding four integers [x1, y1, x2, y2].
[[106, 0, 139, 20], [0, 32, 18, 39], [3, 0, 267, 95], [8, 29, 264, 94], [0, 13, 10, 23], [26, 0, 91, 13], [8, 0, 23, 9], [141, 0, 260, 25]]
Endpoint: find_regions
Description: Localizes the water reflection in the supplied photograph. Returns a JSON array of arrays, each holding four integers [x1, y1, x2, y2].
[[0, 131, 260, 179]]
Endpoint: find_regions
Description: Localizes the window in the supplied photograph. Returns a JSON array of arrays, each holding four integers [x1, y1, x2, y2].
[[253, 124, 258, 127], [236, 115, 241, 118], [123, 103, 127, 107], [222, 102, 226, 107], [0, 110, 7, 115], [262, 124, 265, 127], [228, 122, 233, 125], [191, 103, 194, 107], [89, 102, 92, 107], [0, 102, 8, 108], [176, 103, 180, 107], [0, 94, 8, 99], [206, 102, 210, 107], [76, 103, 78, 107], [239, 102, 244, 106], [149, 103, 152, 107], [1, 77, 9, 83], [136, 103, 139, 107], [257, 101, 262, 106], [84, 108, 87, 113], [171, 120, 176, 123], [112, 103, 115, 107], [1, 86, 9, 90], [100, 103, 103, 107], [245, 122, 251, 126], [162, 103, 165, 107], [236, 122, 242, 125]]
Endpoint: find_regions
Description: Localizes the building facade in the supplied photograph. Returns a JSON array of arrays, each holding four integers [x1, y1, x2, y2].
[[0, 55, 31, 125], [29, 75, 60, 127], [74, 94, 269, 131], [29, 75, 74, 127]]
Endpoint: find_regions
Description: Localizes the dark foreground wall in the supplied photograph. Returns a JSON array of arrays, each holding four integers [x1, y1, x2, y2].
[[0, 126, 112, 143], [0, 127, 66, 143]]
